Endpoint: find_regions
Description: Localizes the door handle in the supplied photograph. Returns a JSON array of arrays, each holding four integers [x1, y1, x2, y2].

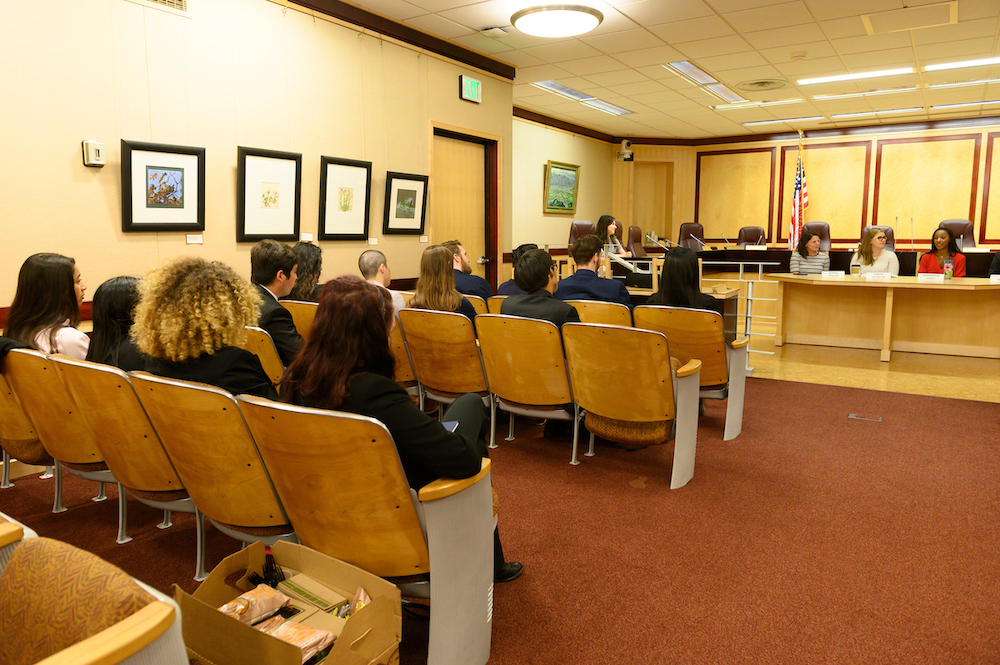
[[477, 256, 490, 265]]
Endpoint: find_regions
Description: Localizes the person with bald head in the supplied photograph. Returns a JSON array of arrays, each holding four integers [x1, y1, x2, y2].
[[359, 249, 407, 317]]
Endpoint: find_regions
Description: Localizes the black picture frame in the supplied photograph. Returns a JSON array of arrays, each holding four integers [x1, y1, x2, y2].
[[121, 139, 206, 232], [237, 146, 302, 242], [319, 156, 372, 241], [383, 171, 429, 235]]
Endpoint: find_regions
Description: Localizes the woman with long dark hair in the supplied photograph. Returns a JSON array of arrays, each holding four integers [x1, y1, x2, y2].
[[918, 227, 966, 277], [646, 247, 720, 313], [282, 276, 523, 583], [409, 245, 477, 320], [85, 276, 145, 371], [596, 215, 632, 258], [283, 241, 323, 301], [4, 253, 88, 359]]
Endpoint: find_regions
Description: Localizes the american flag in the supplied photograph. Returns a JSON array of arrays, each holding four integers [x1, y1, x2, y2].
[[790, 155, 808, 249]]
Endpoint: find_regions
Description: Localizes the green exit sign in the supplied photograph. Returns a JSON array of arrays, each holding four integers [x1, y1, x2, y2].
[[460, 75, 482, 104]]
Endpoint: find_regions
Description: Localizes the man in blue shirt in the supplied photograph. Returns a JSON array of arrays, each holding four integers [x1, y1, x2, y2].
[[443, 239, 493, 301], [554, 234, 632, 309]]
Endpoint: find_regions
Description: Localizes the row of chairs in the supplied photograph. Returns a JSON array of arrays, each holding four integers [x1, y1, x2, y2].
[[0, 349, 493, 665]]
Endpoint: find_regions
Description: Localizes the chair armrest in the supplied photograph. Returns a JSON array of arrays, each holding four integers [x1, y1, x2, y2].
[[418, 458, 491, 502], [674, 359, 701, 378], [730, 336, 750, 349], [0, 520, 23, 548], [36, 601, 175, 665]]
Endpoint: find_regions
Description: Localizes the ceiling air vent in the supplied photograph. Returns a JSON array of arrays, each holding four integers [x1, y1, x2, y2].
[[124, 0, 189, 15], [735, 79, 787, 92]]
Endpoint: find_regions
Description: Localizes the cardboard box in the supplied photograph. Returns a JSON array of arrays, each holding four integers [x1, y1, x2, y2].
[[174, 541, 401, 665]]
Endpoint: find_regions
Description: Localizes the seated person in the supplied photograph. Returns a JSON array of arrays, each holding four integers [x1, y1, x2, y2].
[[917, 227, 966, 277], [789, 230, 830, 275], [4, 253, 89, 360], [85, 276, 146, 371], [554, 234, 632, 309], [359, 249, 407, 317], [850, 227, 899, 276], [497, 243, 536, 296], [134, 257, 276, 399], [281, 241, 323, 302], [500, 249, 580, 329], [647, 247, 721, 314], [990, 252, 1000, 275], [596, 215, 632, 258], [409, 245, 477, 321], [281, 276, 523, 583], [251, 239, 303, 365], [443, 239, 493, 301]]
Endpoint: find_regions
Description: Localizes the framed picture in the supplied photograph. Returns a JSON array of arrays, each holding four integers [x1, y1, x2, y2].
[[319, 156, 372, 241], [237, 146, 302, 242], [543, 160, 580, 215], [121, 139, 206, 232], [383, 172, 429, 235]]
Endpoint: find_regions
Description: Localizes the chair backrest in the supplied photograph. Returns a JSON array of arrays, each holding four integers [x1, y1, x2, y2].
[[241, 326, 284, 386], [866, 225, 895, 251], [678, 222, 705, 250], [562, 323, 675, 422], [398, 309, 488, 396], [4, 349, 104, 466], [236, 397, 429, 578], [736, 226, 766, 246], [51, 356, 183, 495], [486, 295, 507, 314], [389, 323, 416, 385], [0, 372, 49, 465], [466, 295, 488, 315], [129, 372, 290, 529], [801, 222, 831, 251], [280, 300, 318, 342], [627, 225, 647, 257], [634, 305, 728, 387], [938, 219, 975, 248], [568, 220, 595, 245], [397, 291, 415, 305], [565, 300, 632, 326], [475, 315, 573, 407]]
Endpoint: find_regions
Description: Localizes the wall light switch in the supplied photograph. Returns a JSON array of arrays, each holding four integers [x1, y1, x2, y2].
[[82, 140, 106, 167]]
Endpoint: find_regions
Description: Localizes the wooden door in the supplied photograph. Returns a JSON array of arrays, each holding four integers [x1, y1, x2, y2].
[[432, 133, 488, 281]]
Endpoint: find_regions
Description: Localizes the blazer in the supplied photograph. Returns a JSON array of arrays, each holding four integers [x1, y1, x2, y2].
[[144, 346, 277, 400], [554, 269, 632, 309], [501, 290, 580, 329], [496, 279, 526, 296], [918, 252, 966, 277], [255, 284, 303, 365], [454, 270, 493, 301]]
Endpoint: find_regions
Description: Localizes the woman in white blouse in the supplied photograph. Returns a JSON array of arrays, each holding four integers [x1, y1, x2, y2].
[[850, 227, 899, 276], [3, 253, 89, 359]]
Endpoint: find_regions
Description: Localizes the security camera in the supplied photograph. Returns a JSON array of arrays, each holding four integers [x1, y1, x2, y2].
[[618, 139, 633, 162], [621, 139, 632, 150]]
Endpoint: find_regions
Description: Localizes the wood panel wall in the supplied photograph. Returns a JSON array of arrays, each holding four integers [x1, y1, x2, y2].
[[695, 148, 776, 242]]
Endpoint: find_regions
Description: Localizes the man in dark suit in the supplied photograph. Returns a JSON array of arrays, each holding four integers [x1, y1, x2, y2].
[[554, 234, 633, 308], [500, 249, 579, 329], [443, 239, 493, 301], [251, 239, 303, 365]]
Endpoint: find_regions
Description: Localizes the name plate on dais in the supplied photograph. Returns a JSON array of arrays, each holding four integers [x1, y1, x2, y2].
[[744, 245, 767, 251], [865, 272, 893, 282], [820, 270, 845, 280], [917, 273, 945, 283], [991, 274, 1000, 284]]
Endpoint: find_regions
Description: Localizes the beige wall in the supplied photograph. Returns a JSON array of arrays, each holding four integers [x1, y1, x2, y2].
[[1, 0, 513, 305]]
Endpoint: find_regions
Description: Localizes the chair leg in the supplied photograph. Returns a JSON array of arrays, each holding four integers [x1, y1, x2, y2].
[[194, 508, 208, 581], [671, 370, 701, 490], [40, 465, 54, 479], [116, 483, 132, 544], [505, 413, 515, 442], [158, 510, 173, 530], [93, 481, 108, 502], [570, 405, 582, 465], [1, 449, 12, 489], [723, 346, 749, 441], [488, 394, 498, 449], [584, 410, 595, 458], [52, 461, 67, 513]]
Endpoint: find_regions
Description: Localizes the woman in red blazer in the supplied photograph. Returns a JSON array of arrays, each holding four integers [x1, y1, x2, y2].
[[918, 227, 966, 277]]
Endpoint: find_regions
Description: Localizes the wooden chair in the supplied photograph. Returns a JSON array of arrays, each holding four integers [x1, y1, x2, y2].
[[280, 299, 318, 342], [486, 295, 507, 314], [0, 537, 187, 665], [398, 309, 490, 414], [4, 350, 130, 542], [466, 295, 488, 315], [0, 372, 52, 489], [397, 290, 416, 305], [237, 396, 494, 665], [389, 322, 421, 400], [562, 324, 702, 489], [51, 356, 207, 580], [129, 372, 295, 550], [476, 315, 586, 464], [634, 305, 750, 441], [565, 299, 633, 326], [241, 326, 284, 388]]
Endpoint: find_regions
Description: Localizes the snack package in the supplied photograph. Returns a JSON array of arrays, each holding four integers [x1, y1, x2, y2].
[[350, 586, 370, 614], [257, 618, 336, 664], [219, 584, 291, 625]]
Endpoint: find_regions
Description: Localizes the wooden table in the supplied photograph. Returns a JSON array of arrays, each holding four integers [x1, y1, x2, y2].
[[771, 274, 1000, 361]]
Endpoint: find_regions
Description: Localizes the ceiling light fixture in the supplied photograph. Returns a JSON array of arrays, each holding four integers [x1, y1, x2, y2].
[[830, 107, 923, 119], [712, 98, 805, 110], [926, 78, 1000, 90], [531, 80, 595, 101], [582, 99, 632, 115], [811, 86, 919, 101], [797, 67, 914, 86], [704, 83, 748, 104], [511, 5, 603, 38], [742, 116, 824, 126], [930, 99, 1000, 110], [663, 61, 717, 85], [924, 56, 1000, 72]]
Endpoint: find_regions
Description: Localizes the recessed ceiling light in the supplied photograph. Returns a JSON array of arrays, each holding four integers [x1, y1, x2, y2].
[[531, 80, 595, 102], [926, 78, 1000, 90], [663, 61, 717, 85], [511, 5, 603, 38], [742, 116, 824, 126], [811, 87, 919, 101], [712, 98, 805, 110], [830, 107, 923, 119], [924, 57, 1000, 72], [930, 99, 1000, 110], [582, 99, 632, 116], [797, 67, 914, 85], [704, 83, 747, 104]]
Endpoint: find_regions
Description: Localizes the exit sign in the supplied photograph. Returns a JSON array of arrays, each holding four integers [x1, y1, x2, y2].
[[460, 75, 482, 104]]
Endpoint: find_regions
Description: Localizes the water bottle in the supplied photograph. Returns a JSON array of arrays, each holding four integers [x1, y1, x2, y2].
[[944, 259, 954, 279]]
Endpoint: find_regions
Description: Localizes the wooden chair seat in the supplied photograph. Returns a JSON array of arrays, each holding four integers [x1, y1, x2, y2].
[[486, 296, 507, 314], [280, 300, 319, 342], [466, 295, 488, 315], [241, 326, 284, 388], [0, 373, 52, 487], [565, 300, 632, 326]]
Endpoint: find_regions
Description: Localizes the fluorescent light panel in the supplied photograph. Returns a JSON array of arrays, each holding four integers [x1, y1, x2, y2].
[[830, 107, 923, 119], [798, 67, 913, 85], [927, 78, 1000, 90], [704, 83, 747, 103], [531, 80, 594, 102], [925, 56, 1000, 72], [664, 61, 717, 85], [582, 99, 633, 115], [930, 99, 1000, 110], [712, 98, 805, 110], [742, 116, 824, 126], [811, 87, 918, 101]]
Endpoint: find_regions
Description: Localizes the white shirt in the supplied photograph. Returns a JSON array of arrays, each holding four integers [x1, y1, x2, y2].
[[367, 280, 407, 317], [850, 250, 899, 276], [34, 321, 89, 360]]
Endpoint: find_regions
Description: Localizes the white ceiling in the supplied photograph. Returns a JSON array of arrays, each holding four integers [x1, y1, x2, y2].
[[342, 0, 1000, 139]]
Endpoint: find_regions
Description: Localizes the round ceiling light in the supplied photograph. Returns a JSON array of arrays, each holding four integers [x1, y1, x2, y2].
[[511, 5, 604, 38]]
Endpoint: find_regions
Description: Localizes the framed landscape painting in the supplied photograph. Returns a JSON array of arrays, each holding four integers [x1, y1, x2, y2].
[[383, 172, 428, 235], [543, 160, 580, 214], [121, 139, 206, 232]]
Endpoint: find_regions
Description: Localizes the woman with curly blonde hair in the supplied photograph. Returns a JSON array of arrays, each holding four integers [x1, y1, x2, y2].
[[134, 256, 276, 398], [408, 245, 476, 320]]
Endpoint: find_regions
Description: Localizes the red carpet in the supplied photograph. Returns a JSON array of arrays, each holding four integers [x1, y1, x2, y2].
[[3, 378, 999, 664]]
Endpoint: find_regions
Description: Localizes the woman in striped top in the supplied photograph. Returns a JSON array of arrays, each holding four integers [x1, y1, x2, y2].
[[790, 229, 830, 274]]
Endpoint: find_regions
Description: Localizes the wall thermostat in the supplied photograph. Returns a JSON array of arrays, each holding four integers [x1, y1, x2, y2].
[[82, 140, 106, 167]]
